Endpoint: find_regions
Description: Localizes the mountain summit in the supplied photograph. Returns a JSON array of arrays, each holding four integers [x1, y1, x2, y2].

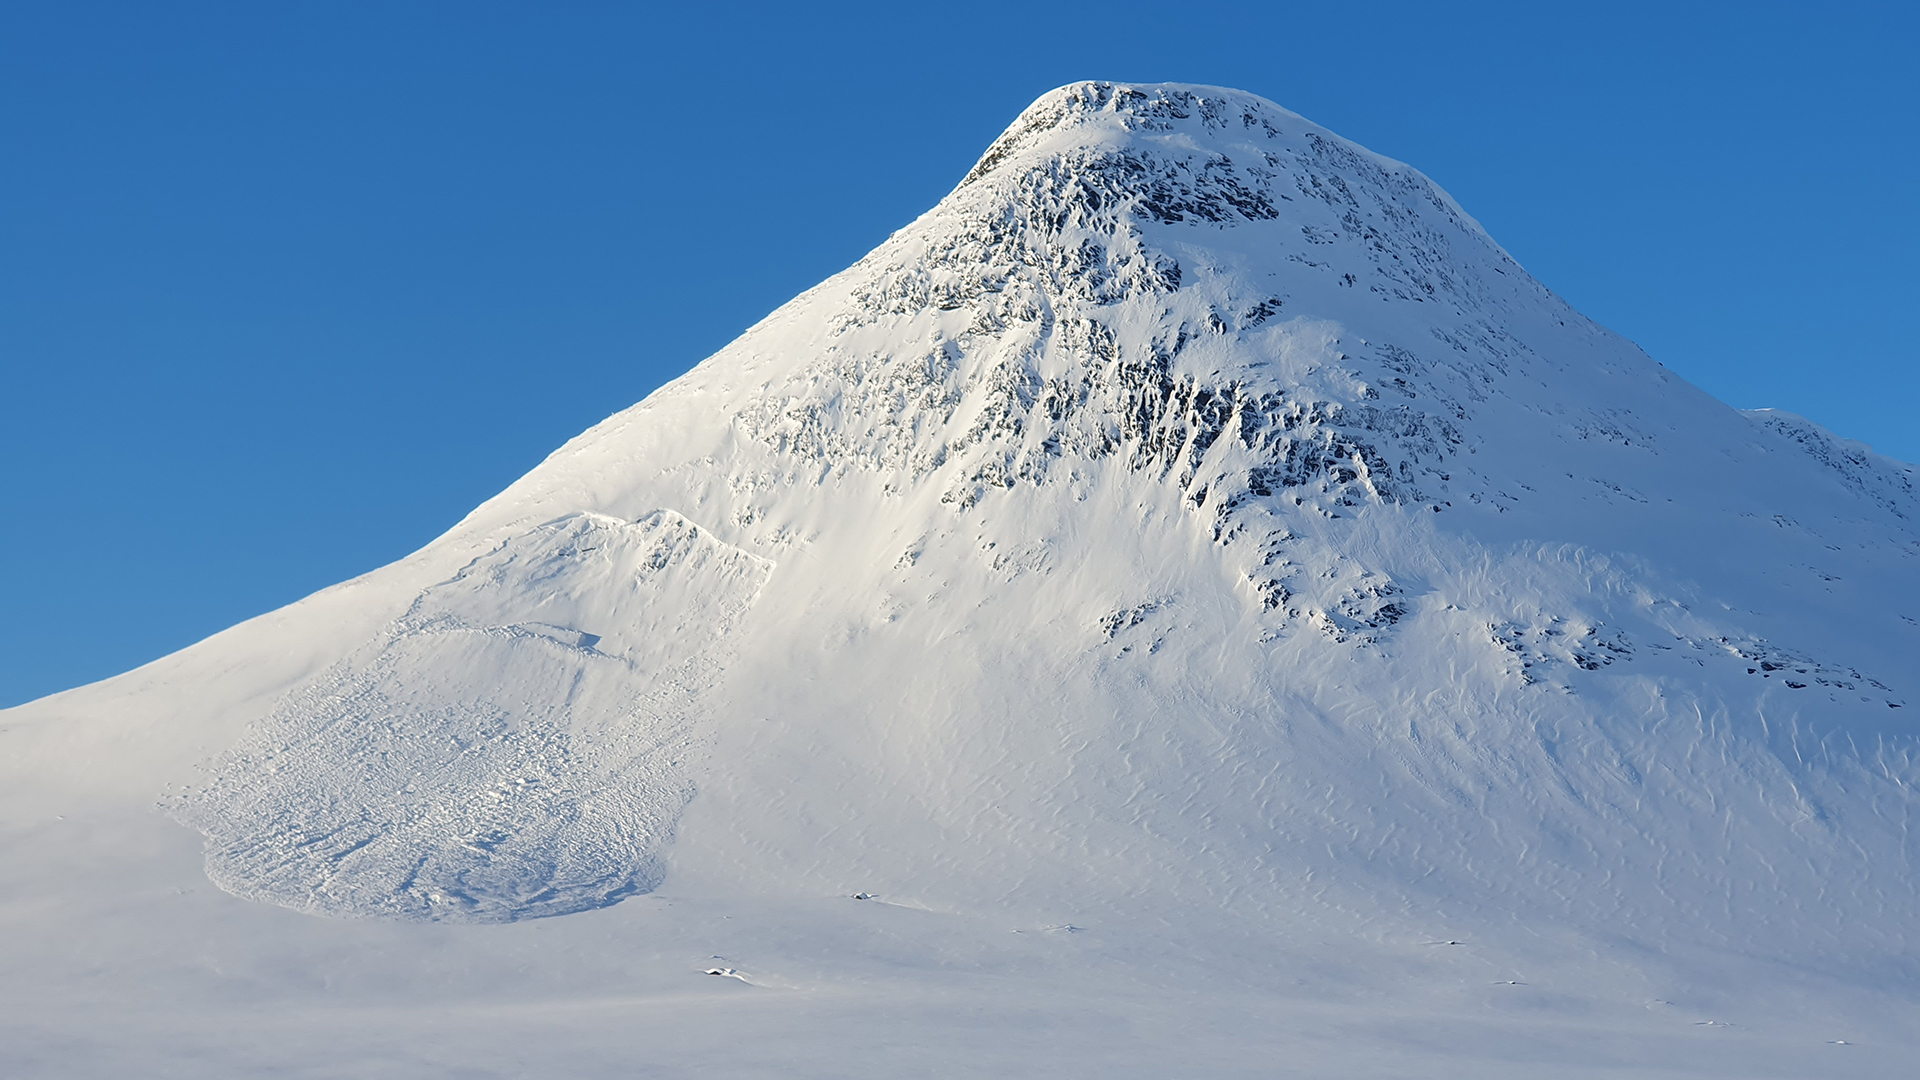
[[5, 83, 1917, 1077]]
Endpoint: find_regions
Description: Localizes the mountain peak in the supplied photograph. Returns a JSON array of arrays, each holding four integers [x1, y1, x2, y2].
[[10, 84, 1916, 1071], [960, 81, 1287, 186], [955, 81, 1504, 260], [130, 81, 1913, 927]]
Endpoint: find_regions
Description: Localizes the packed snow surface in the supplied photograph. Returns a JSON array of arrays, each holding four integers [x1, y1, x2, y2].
[[4, 82, 1916, 1077]]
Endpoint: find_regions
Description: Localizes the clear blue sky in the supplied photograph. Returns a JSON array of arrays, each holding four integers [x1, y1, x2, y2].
[[3, 1, 1915, 707]]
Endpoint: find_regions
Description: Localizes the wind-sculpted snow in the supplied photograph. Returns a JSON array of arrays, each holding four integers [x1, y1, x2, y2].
[[171, 511, 771, 921]]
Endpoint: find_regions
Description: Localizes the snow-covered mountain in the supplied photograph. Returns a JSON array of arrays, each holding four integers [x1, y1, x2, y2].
[[5, 82, 1916, 1078]]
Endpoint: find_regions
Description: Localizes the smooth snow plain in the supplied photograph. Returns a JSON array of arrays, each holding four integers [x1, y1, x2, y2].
[[4, 82, 1917, 1078]]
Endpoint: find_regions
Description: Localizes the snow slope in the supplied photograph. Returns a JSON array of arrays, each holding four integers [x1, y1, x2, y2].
[[3, 82, 1917, 1077]]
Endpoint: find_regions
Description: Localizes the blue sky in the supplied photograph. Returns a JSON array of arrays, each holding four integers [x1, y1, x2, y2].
[[3, 1, 1915, 707]]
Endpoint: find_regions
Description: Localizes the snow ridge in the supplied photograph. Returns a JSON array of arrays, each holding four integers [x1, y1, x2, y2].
[[1744, 408, 1920, 523]]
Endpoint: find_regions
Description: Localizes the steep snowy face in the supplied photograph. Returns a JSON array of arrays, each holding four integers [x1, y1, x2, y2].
[[673, 83, 1569, 641], [170, 82, 1919, 957], [746, 83, 1510, 526], [651, 81, 1914, 684]]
